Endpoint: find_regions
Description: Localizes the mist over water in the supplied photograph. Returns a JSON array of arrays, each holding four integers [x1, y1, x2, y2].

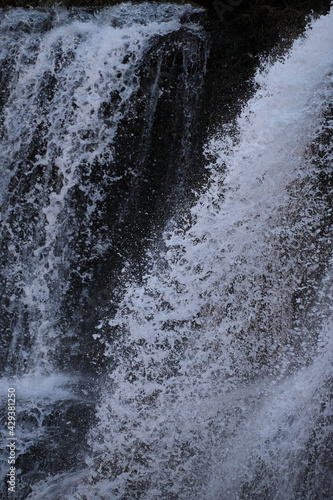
[[1, 3, 333, 499]]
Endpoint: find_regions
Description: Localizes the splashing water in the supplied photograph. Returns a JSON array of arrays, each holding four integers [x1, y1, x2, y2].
[[0, 4, 207, 497], [1, 3, 333, 500], [67, 9, 333, 500], [0, 4, 205, 378]]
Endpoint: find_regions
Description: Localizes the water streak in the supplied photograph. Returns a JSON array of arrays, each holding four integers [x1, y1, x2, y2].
[[77, 9, 333, 499], [0, 5, 207, 497]]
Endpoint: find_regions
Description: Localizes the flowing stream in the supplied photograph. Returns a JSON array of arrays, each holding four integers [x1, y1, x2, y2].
[[0, 3, 333, 499]]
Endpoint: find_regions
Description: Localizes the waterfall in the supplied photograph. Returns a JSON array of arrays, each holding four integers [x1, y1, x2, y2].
[[1, 3, 333, 500], [0, 4, 208, 498]]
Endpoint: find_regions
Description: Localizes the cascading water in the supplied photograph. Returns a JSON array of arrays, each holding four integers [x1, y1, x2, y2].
[[1, 2, 333, 500], [0, 4, 208, 498]]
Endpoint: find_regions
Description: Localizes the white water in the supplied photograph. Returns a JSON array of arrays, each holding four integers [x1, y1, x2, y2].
[[0, 5, 206, 497], [62, 9, 333, 499], [0, 4, 203, 375], [1, 4, 333, 500]]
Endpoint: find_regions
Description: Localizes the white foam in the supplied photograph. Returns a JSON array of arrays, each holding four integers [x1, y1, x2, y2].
[[0, 3, 203, 373], [83, 8, 333, 499], [0, 371, 74, 401]]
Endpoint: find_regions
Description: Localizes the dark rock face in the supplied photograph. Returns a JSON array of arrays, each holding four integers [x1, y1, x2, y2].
[[58, 25, 210, 375], [201, 0, 331, 124], [0, 7, 210, 377]]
